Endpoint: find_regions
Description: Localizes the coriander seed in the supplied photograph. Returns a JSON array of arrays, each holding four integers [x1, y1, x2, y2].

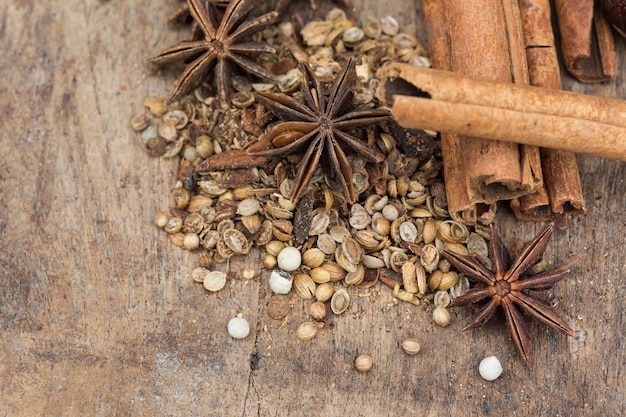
[[354, 354, 373, 372], [401, 338, 421, 355], [153, 211, 169, 228]]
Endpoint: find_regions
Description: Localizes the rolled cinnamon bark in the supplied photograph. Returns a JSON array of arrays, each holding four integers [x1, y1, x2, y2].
[[421, 0, 496, 224], [517, 0, 585, 227], [379, 64, 626, 161], [421, 0, 543, 224], [554, 0, 615, 83]]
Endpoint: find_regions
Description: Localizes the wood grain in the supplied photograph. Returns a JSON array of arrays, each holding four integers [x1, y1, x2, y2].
[[0, 0, 624, 416]]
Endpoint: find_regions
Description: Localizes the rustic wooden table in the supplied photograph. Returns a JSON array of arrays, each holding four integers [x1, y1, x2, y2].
[[1, 0, 624, 415]]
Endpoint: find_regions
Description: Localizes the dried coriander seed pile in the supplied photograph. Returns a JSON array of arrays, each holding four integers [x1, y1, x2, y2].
[[134, 1, 490, 345]]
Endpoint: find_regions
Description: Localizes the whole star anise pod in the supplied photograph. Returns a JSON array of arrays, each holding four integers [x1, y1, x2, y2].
[[151, 0, 279, 104], [442, 223, 580, 369], [246, 57, 392, 204]]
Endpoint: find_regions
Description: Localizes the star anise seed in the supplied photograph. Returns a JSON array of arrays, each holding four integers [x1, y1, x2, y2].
[[152, 0, 279, 104], [246, 57, 392, 204], [442, 222, 580, 369]]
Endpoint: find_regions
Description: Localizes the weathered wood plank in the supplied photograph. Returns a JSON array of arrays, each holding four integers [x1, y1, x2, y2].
[[0, 0, 624, 416]]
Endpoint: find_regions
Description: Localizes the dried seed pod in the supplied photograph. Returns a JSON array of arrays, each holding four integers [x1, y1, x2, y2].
[[164, 217, 183, 234], [349, 210, 371, 230], [363, 16, 382, 38], [331, 288, 350, 314], [172, 187, 191, 209], [402, 261, 418, 294], [169, 232, 185, 246], [382, 204, 399, 222], [389, 250, 409, 273], [233, 185, 255, 200], [345, 264, 365, 286], [438, 220, 469, 243], [401, 338, 421, 355], [265, 240, 285, 257], [302, 248, 326, 268], [293, 273, 317, 300], [355, 230, 382, 251], [322, 261, 347, 282], [450, 274, 470, 300], [262, 254, 277, 269], [416, 264, 428, 295], [362, 254, 386, 269], [277, 196, 296, 212], [467, 232, 489, 259], [438, 271, 458, 291], [216, 237, 235, 259], [131, 114, 149, 131], [197, 180, 227, 197], [187, 195, 213, 213], [422, 219, 437, 245], [392, 284, 420, 305], [420, 244, 440, 273], [341, 237, 363, 265], [381, 16, 399, 36], [236, 198, 261, 216], [265, 200, 293, 219], [309, 212, 330, 236], [216, 219, 235, 235], [329, 225, 351, 243], [310, 266, 331, 284], [158, 121, 178, 141], [191, 267, 210, 283], [434, 290, 451, 308], [432, 307, 451, 327], [153, 211, 169, 228], [317, 233, 337, 255], [256, 220, 274, 246], [309, 301, 327, 321], [399, 221, 419, 243], [428, 270, 443, 292], [354, 354, 373, 372], [203, 271, 227, 292], [409, 208, 433, 218], [201, 230, 220, 249], [315, 282, 335, 302], [443, 242, 469, 256], [183, 212, 204, 234], [343, 27, 365, 44], [183, 232, 200, 250], [223, 228, 249, 254], [393, 32, 418, 49], [336, 247, 358, 274], [438, 258, 451, 273], [296, 321, 319, 341], [195, 134, 214, 158], [241, 214, 262, 234], [371, 214, 391, 237]]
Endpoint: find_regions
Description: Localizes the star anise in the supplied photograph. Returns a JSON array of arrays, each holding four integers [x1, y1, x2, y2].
[[151, 0, 279, 104], [246, 57, 392, 204], [441, 223, 580, 369]]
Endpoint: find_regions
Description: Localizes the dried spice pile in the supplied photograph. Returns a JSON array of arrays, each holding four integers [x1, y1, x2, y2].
[[132, 0, 577, 368]]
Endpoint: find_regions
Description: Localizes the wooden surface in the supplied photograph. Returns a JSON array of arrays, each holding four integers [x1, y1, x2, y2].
[[1, 0, 624, 415]]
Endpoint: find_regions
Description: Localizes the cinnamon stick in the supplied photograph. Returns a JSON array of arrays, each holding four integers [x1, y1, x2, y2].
[[421, 0, 496, 225], [379, 65, 626, 161], [516, 0, 585, 227], [554, 0, 615, 83], [421, 0, 544, 224]]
